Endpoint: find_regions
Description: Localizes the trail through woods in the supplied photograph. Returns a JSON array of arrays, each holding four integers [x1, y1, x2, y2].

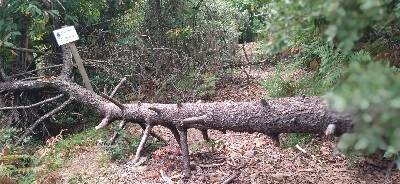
[[56, 59, 400, 183]]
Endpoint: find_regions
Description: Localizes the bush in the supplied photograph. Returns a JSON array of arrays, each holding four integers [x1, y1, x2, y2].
[[325, 55, 400, 166]]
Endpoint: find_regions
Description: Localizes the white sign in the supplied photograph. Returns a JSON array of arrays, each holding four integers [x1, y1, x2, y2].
[[53, 26, 79, 46]]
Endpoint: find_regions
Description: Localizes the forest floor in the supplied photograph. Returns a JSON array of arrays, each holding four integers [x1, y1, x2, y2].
[[55, 69, 400, 184], [54, 43, 400, 184]]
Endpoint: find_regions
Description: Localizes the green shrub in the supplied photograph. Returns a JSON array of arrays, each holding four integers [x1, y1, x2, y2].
[[261, 74, 296, 98], [0, 127, 19, 149], [325, 56, 400, 167]]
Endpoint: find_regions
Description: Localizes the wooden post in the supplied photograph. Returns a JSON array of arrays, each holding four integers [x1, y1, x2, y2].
[[53, 26, 93, 91], [67, 43, 94, 92]]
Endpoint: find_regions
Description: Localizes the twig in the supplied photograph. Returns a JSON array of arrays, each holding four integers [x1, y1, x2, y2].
[[109, 120, 126, 144], [384, 160, 395, 184], [132, 124, 153, 164], [294, 144, 319, 161], [0, 59, 7, 82], [100, 93, 125, 110], [12, 64, 63, 77], [198, 162, 224, 168], [17, 97, 73, 145], [138, 122, 167, 144], [21, 76, 45, 81], [160, 170, 173, 184], [109, 77, 127, 97], [95, 114, 112, 130], [0, 94, 64, 110], [2, 46, 62, 55], [222, 172, 239, 184], [295, 144, 307, 154], [242, 43, 250, 64]]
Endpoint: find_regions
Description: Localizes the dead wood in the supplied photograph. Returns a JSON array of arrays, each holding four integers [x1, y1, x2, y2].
[[0, 46, 353, 176], [16, 97, 73, 145]]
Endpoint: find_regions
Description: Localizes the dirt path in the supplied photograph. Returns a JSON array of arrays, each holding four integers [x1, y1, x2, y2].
[[57, 60, 399, 184]]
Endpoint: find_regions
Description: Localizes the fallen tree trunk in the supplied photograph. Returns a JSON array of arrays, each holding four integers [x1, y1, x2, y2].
[[0, 46, 353, 177]]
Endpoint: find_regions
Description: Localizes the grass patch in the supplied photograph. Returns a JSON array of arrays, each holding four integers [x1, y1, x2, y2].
[[45, 128, 107, 170], [281, 133, 313, 149]]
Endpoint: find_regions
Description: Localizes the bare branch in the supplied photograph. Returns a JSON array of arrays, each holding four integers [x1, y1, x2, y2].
[[100, 93, 125, 110], [0, 94, 64, 110], [109, 120, 126, 144], [137, 122, 167, 144], [0, 59, 7, 82], [160, 170, 173, 184], [178, 128, 191, 178], [17, 97, 73, 145], [95, 115, 112, 130], [12, 64, 63, 78], [109, 77, 127, 97], [222, 172, 239, 184], [132, 124, 153, 164], [2, 46, 62, 55]]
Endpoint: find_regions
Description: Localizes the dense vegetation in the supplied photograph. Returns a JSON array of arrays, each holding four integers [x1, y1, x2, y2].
[[1, 0, 400, 182]]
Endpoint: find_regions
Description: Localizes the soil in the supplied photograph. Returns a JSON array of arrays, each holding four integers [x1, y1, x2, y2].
[[56, 67, 400, 184]]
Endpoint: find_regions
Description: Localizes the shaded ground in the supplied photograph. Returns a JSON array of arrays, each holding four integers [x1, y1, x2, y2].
[[56, 67, 400, 184]]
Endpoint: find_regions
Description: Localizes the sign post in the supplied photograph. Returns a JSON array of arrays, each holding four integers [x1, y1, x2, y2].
[[53, 26, 94, 92]]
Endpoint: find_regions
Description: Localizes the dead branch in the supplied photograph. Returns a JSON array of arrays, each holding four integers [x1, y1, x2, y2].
[[222, 172, 239, 184], [109, 77, 127, 97], [0, 59, 7, 82], [198, 162, 224, 168], [2, 46, 62, 55], [132, 124, 153, 164], [17, 97, 73, 145], [137, 122, 167, 144], [242, 43, 250, 64], [100, 93, 125, 110], [109, 120, 126, 144], [178, 127, 191, 177], [12, 64, 63, 78], [0, 46, 354, 177], [160, 170, 173, 184], [0, 94, 64, 110]]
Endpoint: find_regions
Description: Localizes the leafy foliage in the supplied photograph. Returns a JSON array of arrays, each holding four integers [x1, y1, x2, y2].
[[326, 55, 400, 163]]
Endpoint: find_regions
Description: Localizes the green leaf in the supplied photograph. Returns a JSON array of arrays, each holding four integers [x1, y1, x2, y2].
[[354, 137, 369, 150], [47, 10, 60, 17], [383, 146, 398, 158], [390, 98, 400, 108], [338, 133, 357, 151]]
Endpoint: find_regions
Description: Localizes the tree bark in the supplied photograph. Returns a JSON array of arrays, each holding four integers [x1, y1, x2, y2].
[[0, 78, 352, 135]]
